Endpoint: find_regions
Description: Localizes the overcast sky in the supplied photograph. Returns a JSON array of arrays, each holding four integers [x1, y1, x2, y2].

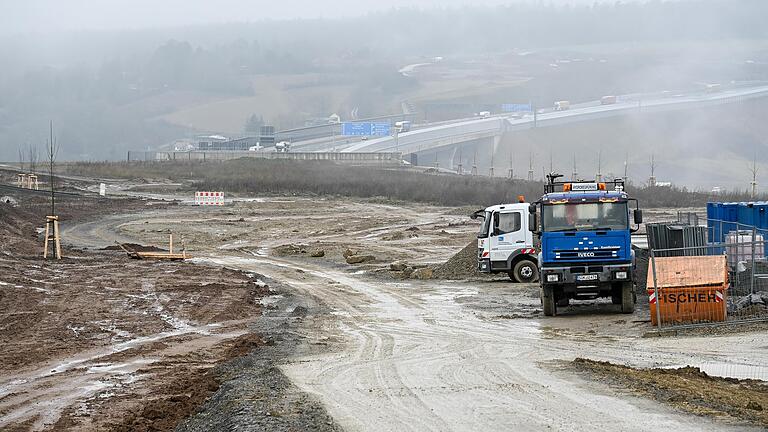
[[1, 0, 650, 34]]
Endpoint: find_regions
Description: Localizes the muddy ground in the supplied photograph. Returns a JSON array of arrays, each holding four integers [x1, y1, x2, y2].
[[2, 171, 768, 431], [0, 189, 339, 432], [572, 358, 768, 427], [53, 191, 768, 431]]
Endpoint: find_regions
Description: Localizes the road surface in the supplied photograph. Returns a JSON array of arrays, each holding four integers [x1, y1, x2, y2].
[[60, 198, 768, 431]]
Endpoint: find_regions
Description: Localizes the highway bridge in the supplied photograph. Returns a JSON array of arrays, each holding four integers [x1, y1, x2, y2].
[[337, 84, 768, 156]]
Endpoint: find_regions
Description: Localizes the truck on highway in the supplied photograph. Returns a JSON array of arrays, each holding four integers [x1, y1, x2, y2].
[[527, 174, 643, 316], [395, 121, 412, 133], [600, 95, 617, 105], [705, 83, 722, 93], [472, 201, 539, 283], [275, 141, 291, 152], [554, 101, 570, 111]]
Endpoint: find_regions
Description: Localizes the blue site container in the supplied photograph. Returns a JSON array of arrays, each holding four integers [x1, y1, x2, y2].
[[738, 203, 756, 229], [754, 202, 768, 230], [707, 202, 739, 244], [707, 202, 718, 243], [752, 203, 768, 256]]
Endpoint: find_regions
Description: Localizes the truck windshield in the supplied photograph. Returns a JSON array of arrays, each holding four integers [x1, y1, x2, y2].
[[542, 202, 628, 232], [477, 211, 491, 238]]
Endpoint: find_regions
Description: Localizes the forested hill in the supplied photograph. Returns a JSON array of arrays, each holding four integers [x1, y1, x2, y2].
[[1, 0, 766, 161]]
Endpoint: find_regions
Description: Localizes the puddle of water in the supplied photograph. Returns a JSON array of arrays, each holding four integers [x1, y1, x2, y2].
[[219, 240, 253, 250], [0, 379, 28, 395], [665, 362, 768, 381], [0, 321, 226, 398], [86, 358, 156, 375], [419, 287, 479, 303]]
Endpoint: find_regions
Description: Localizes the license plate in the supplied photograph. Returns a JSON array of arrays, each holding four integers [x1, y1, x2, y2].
[[576, 274, 599, 282]]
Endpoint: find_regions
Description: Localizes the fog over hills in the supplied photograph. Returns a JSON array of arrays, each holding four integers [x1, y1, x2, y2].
[[1, 0, 767, 189], [2, 0, 655, 33]]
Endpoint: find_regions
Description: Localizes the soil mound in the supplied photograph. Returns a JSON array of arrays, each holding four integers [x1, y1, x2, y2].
[[433, 240, 485, 279]]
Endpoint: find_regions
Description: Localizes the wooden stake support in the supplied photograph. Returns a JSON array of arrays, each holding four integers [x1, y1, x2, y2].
[[43, 215, 62, 260], [16, 173, 39, 190], [116, 233, 188, 261], [28, 174, 39, 190]]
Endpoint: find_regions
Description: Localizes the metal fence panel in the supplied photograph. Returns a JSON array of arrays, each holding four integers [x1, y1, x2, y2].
[[649, 227, 768, 329]]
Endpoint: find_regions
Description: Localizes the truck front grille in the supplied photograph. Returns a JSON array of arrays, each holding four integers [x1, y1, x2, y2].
[[554, 250, 617, 260], [571, 266, 605, 274]]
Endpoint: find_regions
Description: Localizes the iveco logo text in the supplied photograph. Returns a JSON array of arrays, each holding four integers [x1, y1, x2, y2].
[[577, 252, 596, 257]]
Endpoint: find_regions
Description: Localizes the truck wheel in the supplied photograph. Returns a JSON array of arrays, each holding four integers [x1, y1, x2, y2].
[[611, 283, 622, 305], [621, 282, 635, 314], [513, 260, 539, 283], [541, 285, 556, 316]]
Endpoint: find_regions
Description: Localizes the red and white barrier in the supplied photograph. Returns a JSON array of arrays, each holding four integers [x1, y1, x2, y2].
[[195, 191, 225, 206]]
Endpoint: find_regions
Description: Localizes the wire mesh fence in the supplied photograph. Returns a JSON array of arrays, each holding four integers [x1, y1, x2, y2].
[[648, 223, 768, 329]]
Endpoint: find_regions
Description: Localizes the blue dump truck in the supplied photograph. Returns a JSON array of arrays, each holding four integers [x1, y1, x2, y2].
[[528, 174, 643, 316]]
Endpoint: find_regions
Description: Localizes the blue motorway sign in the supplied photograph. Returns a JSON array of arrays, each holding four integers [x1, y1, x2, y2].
[[501, 103, 533, 113], [341, 122, 391, 136]]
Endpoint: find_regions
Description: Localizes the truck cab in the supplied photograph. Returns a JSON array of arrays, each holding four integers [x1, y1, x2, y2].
[[395, 121, 412, 133], [529, 174, 643, 316], [472, 202, 539, 283], [275, 141, 291, 152]]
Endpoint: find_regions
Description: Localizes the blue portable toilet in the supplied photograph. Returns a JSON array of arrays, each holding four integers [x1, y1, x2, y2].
[[738, 202, 756, 228], [754, 203, 768, 256], [755, 202, 768, 230], [707, 202, 719, 243], [722, 202, 739, 241]]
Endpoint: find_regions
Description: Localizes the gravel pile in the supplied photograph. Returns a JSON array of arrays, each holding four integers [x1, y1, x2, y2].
[[432, 240, 489, 280], [177, 278, 342, 432]]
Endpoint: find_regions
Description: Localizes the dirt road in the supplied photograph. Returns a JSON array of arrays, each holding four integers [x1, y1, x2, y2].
[[58, 197, 768, 431]]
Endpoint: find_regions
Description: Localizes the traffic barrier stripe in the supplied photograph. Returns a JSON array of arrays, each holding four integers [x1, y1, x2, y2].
[[195, 191, 225, 206]]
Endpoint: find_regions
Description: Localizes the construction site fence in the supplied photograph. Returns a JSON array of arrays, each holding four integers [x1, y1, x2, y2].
[[649, 235, 768, 330], [126, 151, 403, 166]]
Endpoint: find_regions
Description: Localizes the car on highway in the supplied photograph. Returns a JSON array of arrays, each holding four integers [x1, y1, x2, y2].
[[554, 101, 570, 111]]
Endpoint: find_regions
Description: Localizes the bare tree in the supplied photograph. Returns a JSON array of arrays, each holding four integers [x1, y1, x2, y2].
[[527, 152, 534, 181], [749, 154, 759, 199], [46, 121, 59, 216], [28, 144, 39, 174], [623, 152, 629, 183], [17, 146, 25, 172], [571, 153, 578, 181], [596, 148, 603, 182]]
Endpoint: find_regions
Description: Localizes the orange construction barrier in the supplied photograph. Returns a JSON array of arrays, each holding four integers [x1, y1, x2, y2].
[[646, 255, 728, 326]]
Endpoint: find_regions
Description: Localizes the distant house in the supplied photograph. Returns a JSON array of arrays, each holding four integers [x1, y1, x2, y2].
[[197, 135, 228, 150], [197, 135, 261, 151], [173, 139, 196, 151]]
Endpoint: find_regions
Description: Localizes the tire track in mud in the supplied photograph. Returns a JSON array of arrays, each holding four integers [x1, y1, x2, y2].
[[61, 203, 768, 431], [0, 322, 249, 430], [203, 251, 765, 432], [201, 252, 451, 431]]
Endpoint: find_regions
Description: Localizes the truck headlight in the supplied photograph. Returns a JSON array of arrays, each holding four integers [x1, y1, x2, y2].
[[614, 271, 628, 280], [546, 274, 560, 283]]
